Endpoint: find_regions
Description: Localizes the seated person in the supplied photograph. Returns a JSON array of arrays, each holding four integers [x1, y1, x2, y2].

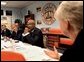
[[1, 24, 11, 38], [10, 24, 22, 41], [24, 19, 44, 48]]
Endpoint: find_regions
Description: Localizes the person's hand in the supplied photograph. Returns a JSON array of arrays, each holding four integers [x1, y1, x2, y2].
[[44, 46, 60, 59], [6, 37, 10, 41], [3, 36, 10, 41], [24, 27, 30, 33]]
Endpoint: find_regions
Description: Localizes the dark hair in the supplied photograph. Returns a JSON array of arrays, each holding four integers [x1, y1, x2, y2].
[[14, 19, 22, 24]]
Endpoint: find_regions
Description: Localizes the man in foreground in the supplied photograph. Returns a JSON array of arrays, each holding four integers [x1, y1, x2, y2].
[[44, 1, 83, 61]]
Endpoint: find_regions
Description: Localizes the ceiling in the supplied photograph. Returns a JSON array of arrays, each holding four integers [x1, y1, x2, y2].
[[1, 1, 36, 8]]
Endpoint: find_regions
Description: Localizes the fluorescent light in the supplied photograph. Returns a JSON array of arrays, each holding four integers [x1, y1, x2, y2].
[[1, 2, 7, 5]]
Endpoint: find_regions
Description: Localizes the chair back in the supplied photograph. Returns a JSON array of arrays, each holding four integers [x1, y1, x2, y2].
[[1, 51, 26, 61]]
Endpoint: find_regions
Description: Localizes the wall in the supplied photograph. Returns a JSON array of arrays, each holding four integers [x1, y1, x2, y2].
[[21, 1, 61, 29], [1, 1, 61, 29], [1, 7, 23, 24]]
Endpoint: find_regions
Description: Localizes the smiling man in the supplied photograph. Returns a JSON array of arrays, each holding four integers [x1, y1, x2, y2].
[[25, 20, 44, 48]]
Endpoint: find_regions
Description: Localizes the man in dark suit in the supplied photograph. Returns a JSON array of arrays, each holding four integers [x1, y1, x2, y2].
[[1, 25, 11, 38], [23, 20, 44, 48], [44, 1, 83, 62]]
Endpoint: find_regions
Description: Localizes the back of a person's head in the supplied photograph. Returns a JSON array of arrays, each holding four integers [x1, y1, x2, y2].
[[56, 1, 83, 30]]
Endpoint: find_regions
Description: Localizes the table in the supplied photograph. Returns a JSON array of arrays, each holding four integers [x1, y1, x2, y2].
[[1, 39, 62, 61]]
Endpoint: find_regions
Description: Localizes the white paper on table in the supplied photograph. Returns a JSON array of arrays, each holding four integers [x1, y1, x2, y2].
[[1, 40, 12, 49], [16, 44, 62, 61], [1, 40, 63, 61]]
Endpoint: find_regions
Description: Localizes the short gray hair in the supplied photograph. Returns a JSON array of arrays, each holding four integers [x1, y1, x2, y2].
[[56, 1, 83, 30]]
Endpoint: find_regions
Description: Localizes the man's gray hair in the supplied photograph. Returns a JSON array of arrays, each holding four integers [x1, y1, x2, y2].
[[56, 1, 83, 30]]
